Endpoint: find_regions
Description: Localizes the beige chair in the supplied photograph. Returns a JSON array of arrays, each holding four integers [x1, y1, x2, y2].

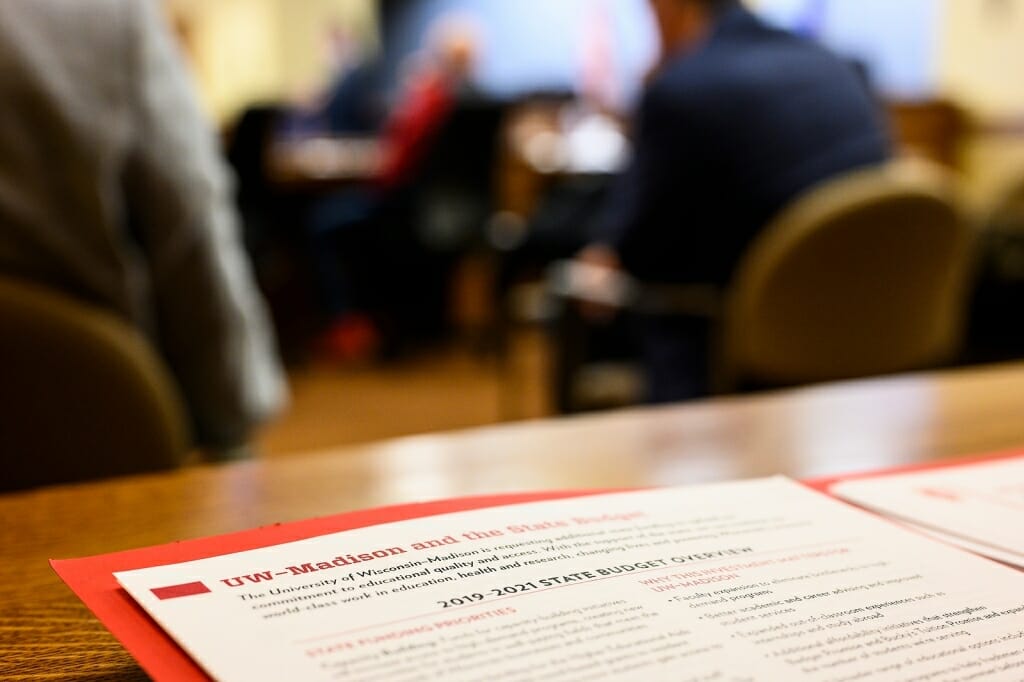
[[719, 158, 972, 391], [0, 277, 191, 491], [545, 159, 971, 409]]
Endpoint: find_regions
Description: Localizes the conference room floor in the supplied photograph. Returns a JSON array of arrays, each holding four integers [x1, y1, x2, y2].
[[258, 327, 1024, 460], [259, 330, 553, 456]]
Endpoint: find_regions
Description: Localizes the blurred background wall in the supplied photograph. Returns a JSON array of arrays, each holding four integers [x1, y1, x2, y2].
[[167, 0, 379, 123], [939, 0, 1024, 207]]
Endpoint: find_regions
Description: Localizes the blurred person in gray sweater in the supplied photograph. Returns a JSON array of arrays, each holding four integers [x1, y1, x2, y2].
[[0, 0, 287, 457]]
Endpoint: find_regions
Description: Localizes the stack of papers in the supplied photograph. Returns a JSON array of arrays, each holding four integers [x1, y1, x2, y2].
[[831, 455, 1024, 569]]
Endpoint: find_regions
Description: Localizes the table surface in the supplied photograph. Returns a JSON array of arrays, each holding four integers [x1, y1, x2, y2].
[[265, 136, 382, 191], [3, 361, 1024, 680]]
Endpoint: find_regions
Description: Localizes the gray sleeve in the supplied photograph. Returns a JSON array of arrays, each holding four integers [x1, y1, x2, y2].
[[122, 0, 288, 448]]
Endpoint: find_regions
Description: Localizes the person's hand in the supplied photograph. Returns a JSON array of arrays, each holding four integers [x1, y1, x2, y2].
[[577, 243, 621, 272], [573, 244, 625, 322]]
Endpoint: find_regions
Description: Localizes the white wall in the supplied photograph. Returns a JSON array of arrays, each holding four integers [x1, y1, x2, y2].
[[939, 0, 1024, 120], [937, 0, 1024, 208], [167, 0, 377, 124]]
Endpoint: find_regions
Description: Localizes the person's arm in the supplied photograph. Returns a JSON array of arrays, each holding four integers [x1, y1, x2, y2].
[[121, 0, 287, 452]]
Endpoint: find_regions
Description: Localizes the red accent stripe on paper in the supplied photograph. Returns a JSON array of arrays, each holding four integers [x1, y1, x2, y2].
[[151, 582, 211, 600]]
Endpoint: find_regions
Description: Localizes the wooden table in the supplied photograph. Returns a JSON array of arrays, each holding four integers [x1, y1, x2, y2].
[[265, 136, 382, 192], [3, 361, 1024, 680]]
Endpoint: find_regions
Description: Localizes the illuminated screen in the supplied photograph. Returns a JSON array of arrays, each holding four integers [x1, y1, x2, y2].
[[379, 0, 658, 110], [380, 0, 941, 105]]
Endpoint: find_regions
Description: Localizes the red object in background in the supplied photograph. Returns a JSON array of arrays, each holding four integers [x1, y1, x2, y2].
[[316, 313, 381, 364], [377, 69, 456, 190]]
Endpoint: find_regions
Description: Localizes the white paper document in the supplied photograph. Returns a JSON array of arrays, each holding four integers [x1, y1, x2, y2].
[[115, 478, 1024, 682], [832, 457, 1024, 567]]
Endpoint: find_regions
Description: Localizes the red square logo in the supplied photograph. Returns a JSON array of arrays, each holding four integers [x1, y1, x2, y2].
[[150, 581, 212, 600]]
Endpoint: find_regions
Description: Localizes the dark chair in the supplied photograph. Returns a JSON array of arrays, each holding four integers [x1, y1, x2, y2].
[[0, 277, 191, 491], [225, 104, 327, 359], [375, 101, 506, 346], [410, 101, 505, 250]]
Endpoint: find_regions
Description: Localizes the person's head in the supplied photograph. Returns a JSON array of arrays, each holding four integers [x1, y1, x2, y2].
[[647, 0, 735, 58], [323, 22, 361, 70], [427, 15, 480, 82]]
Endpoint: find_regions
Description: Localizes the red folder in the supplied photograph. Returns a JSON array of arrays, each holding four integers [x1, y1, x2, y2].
[[52, 448, 1024, 681], [52, 490, 610, 682]]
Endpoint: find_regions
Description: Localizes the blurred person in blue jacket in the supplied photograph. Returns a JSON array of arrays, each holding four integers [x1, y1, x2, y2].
[[0, 0, 288, 457], [577, 0, 891, 402]]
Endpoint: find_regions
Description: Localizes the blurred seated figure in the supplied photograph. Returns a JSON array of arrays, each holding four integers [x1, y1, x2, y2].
[[378, 17, 480, 190], [576, 0, 891, 403], [284, 24, 385, 138], [0, 0, 287, 458], [307, 16, 482, 361]]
